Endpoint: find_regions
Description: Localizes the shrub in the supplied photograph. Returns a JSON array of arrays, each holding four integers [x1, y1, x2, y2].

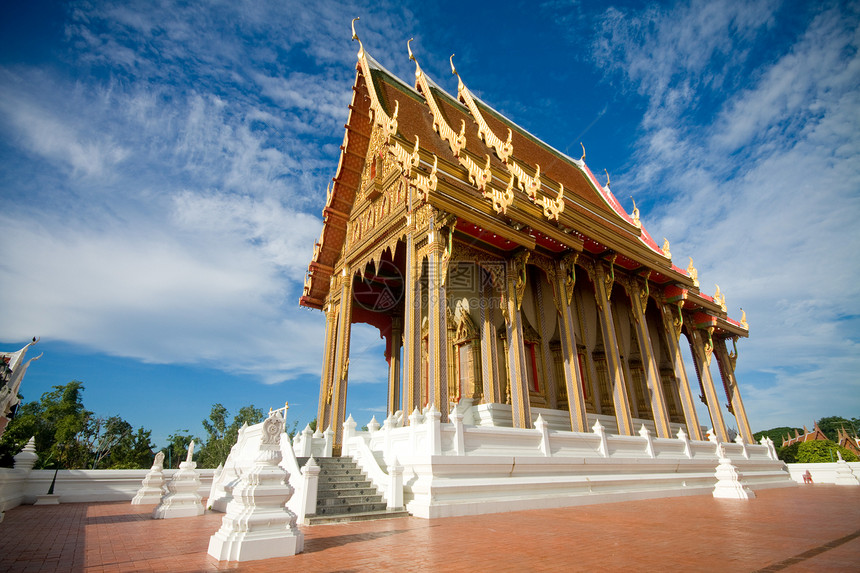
[[778, 442, 800, 463], [780, 440, 859, 463]]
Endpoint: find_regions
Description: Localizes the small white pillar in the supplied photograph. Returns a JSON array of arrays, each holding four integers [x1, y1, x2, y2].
[[387, 457, 404, 510], [153, 441, 204, 519], [734, 434, 749, 459], [300, 457, 321, 519], [13, 437, 38, 471], [677, 427, 692, 459], [639, 425, 655, 459], [593, 419, 608, 458], [323, 426, 334, 457], [367, 415, 381, 433], [451, 406, 465, 456], [342, 415, 357, 456], [426, 404, 442, 456], [712, 443, 755, 499], [299, 425, 313, 458], [207, 413, 304, 561], [535, 415, 551, 457], [132, 451, 166, 505]]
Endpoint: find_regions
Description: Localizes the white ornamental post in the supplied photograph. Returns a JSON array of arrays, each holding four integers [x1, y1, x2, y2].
[[207, 413, 304, 561], [132, 451, 166, 505], [153, 441, 204, 518]]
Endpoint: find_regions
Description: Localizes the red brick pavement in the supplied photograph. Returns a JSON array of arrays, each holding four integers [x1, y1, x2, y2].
[[1, 485, 858, 572]]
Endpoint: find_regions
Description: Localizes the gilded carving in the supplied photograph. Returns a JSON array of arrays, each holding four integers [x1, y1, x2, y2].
[[512, 250, 530, 310], [604, 254, 617, 301], [729, 336, 739, 370], [462, 153, 492, 192], [630, 196, 641, 228], [662, 238, 671, 259], [353, 19, 398, 143], [507, 160, 541, 201], [713, 284, 727, 313], [639, 271, 652, 314], [703, 327, 714, 366], [483, 174, 514, 215], [390, 136, 420, 179], [451, 55, 513, 163], [687, 257, 699, 288], [410, 40, 466, 157], [561, 252, 579, 306], [538, 183, 565, 221], [673, 303, 684, 338], [740, 308, 749, 330], [413, 154, 439, 202]]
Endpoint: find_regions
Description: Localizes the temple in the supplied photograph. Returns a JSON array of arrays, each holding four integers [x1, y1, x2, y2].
[[300, 24, 752, 450]]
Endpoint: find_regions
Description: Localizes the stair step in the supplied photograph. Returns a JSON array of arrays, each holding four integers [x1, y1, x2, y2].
[[306, 508, 409, 525]]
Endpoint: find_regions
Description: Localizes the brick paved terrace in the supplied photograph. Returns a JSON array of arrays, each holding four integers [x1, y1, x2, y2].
[[1, 485, 858, 572]]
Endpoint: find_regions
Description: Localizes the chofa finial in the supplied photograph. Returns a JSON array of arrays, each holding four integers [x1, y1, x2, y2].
[[604, 169, 611, 188], [450, 53, 457, 76], [408, 37, 415, 61], [351, 17, 364, 56], [580, 142, 586, 162]]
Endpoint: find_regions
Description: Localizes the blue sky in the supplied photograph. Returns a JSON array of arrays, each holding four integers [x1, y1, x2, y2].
[[1, 0, 858, 448]]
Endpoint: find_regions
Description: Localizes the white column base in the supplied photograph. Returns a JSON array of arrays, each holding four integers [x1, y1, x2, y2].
[[208, 527, 303, 562]]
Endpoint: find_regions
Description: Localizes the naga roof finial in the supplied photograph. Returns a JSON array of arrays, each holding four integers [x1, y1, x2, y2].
[[662, 238, 671, 258], [351, 17, 364, 57], [580, 142, 586, 162], [407, 37, 415, 61], [450, 53, 457, 76]]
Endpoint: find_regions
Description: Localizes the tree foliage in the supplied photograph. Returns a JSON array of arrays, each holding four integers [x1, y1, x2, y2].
[[194, 403, 264, 468], [816, 416, 860, 442], [778, 439, 859, 463], [0, 381, 156, 469], [753, 427, 801, 446]]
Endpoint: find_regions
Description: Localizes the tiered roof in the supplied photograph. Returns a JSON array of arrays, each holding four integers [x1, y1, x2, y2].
[[300, 22, 747, 339]]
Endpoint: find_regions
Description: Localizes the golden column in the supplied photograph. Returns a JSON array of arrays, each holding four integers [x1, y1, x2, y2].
[[426, 209, 451, 421], [387, 317, 403, 416], [331, 265, 354, 446], [316, 296, 339, 432], [587, 259, 634, 436], [502, 250, 532, 429], [624, 276, 673, 438], [714, 337, 754, 443], [554, 254, 588, 432], [479, 283, 501, 404], [658, 301, 703, 440], [402, 212, 421, 416], [687, 324, 729, 443]]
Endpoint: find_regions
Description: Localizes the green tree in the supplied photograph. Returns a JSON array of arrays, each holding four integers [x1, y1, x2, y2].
[[105, 426, 156, 469], [779, 440, 859, 463], [195, 404, 264, 468], [816, 416, 860, 442], [160, 431, 196, 469], [0, 381, 91, 468], [753, 427, 801, 446]]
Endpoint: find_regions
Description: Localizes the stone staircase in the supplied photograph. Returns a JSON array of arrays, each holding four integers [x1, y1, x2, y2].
[[297, 456, 409, 525]]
